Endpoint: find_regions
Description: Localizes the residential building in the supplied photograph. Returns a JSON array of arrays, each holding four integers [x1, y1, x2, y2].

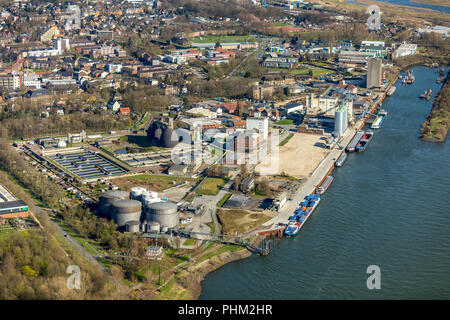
[[0, 72, 22, 90], [246, 117, 269, 140]]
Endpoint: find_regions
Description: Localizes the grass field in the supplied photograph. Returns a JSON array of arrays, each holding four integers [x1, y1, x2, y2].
[[191, 34, 256, 44], [217, 209, 272, 236], [196, 177, 227, 196], [113, 175, 197, 192], [216, 193, 231, 208], [264, 66, 331, 77], [275, 119, 294, 125]]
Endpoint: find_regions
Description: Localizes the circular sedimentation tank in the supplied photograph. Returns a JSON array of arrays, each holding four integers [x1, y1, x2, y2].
[[146, 201, 178, 229], [111, 199, 142, 227], [99, 190, 129, 217]]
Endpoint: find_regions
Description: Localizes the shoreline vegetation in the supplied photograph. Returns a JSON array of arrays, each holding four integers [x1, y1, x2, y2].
[[420, 71, 450, 142]]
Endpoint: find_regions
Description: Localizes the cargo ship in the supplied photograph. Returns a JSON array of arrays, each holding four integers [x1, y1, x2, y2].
[[371, 110, 387, 129], [346, 130, 365, 152], [284, 221, 301, 236], [356, 130, 374, 152], [316, 175, 333, 195], [285, 194, 321, 236], [335, 152, 347, 167]]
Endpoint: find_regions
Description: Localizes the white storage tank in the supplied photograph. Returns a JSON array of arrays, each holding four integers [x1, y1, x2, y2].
[[125, 221, 140, 233], [146, 201, 178, 229], [130, 187, 146, 200], [147, 221, 161, 233], [111, 200, 142, 227]]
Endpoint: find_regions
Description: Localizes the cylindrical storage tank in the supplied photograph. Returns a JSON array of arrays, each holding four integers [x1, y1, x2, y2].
[[146, 202, 178, 229], [111, 200, 142, 227], [125, 221, 140, 233], [99, 190, 129, 217], [147, 221, 160, 233]]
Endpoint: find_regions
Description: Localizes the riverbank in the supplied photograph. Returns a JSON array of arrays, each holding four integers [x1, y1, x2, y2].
[[420, 71, 450, 142], [171, 236, 266, 299]]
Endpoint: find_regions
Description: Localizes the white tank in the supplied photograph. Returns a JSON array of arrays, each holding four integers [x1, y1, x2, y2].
[[57, 140, 67, 148], [149, 191, 159, 199], [130, 187, 144, 200], [147, 221, 160, 233], [143, 196, 161, 207]]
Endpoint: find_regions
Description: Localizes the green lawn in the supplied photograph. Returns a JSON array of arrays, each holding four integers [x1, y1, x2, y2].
[[216, 193, 231, 208], [196, 177, 227, 196], [192, 34, 256, 44], [279, 133, 294, 146], [115, 174, 197, 192], [183, 239, 196, 246], [275, 119, 294, 125]]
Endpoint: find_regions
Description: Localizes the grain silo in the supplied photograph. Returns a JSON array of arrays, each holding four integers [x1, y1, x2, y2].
[[146, 201, 178, 229], [99, 190, 129, 217], [111, 199, 142, 227]]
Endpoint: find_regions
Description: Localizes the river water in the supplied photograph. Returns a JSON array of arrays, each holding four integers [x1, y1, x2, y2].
[[346, 0, 450, 13], [200, 66, 450, 299]]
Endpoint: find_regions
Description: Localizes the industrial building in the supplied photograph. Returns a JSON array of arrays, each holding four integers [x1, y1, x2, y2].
[[0, 184, 29, 219], [46, 148, 129, 180], [366, 58, 382, 89], [338, 50, 376, 66], [392, 43, 417, 59]]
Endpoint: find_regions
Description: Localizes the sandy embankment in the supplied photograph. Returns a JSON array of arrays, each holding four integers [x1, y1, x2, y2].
[[255, 132, 329, 178]]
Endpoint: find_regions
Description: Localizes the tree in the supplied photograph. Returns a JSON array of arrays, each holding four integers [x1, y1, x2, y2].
[[233, 176, 241, 191]]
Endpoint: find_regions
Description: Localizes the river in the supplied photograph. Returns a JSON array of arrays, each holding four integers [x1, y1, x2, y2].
[[346, 0, 450, 13], [200, 66, 450, 300]]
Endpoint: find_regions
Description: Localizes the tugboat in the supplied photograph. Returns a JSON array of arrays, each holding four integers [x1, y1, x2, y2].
[[420, 89, 433, 100]]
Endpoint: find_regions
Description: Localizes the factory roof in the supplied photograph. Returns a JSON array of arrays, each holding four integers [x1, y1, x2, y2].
[[0, 200, 28, 210]]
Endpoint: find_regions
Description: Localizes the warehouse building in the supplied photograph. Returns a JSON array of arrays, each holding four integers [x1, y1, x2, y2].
[[0, 184, 29, 218]]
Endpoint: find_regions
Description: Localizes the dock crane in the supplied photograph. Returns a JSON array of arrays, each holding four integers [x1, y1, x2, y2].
[[327, 131, 344, 150]]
